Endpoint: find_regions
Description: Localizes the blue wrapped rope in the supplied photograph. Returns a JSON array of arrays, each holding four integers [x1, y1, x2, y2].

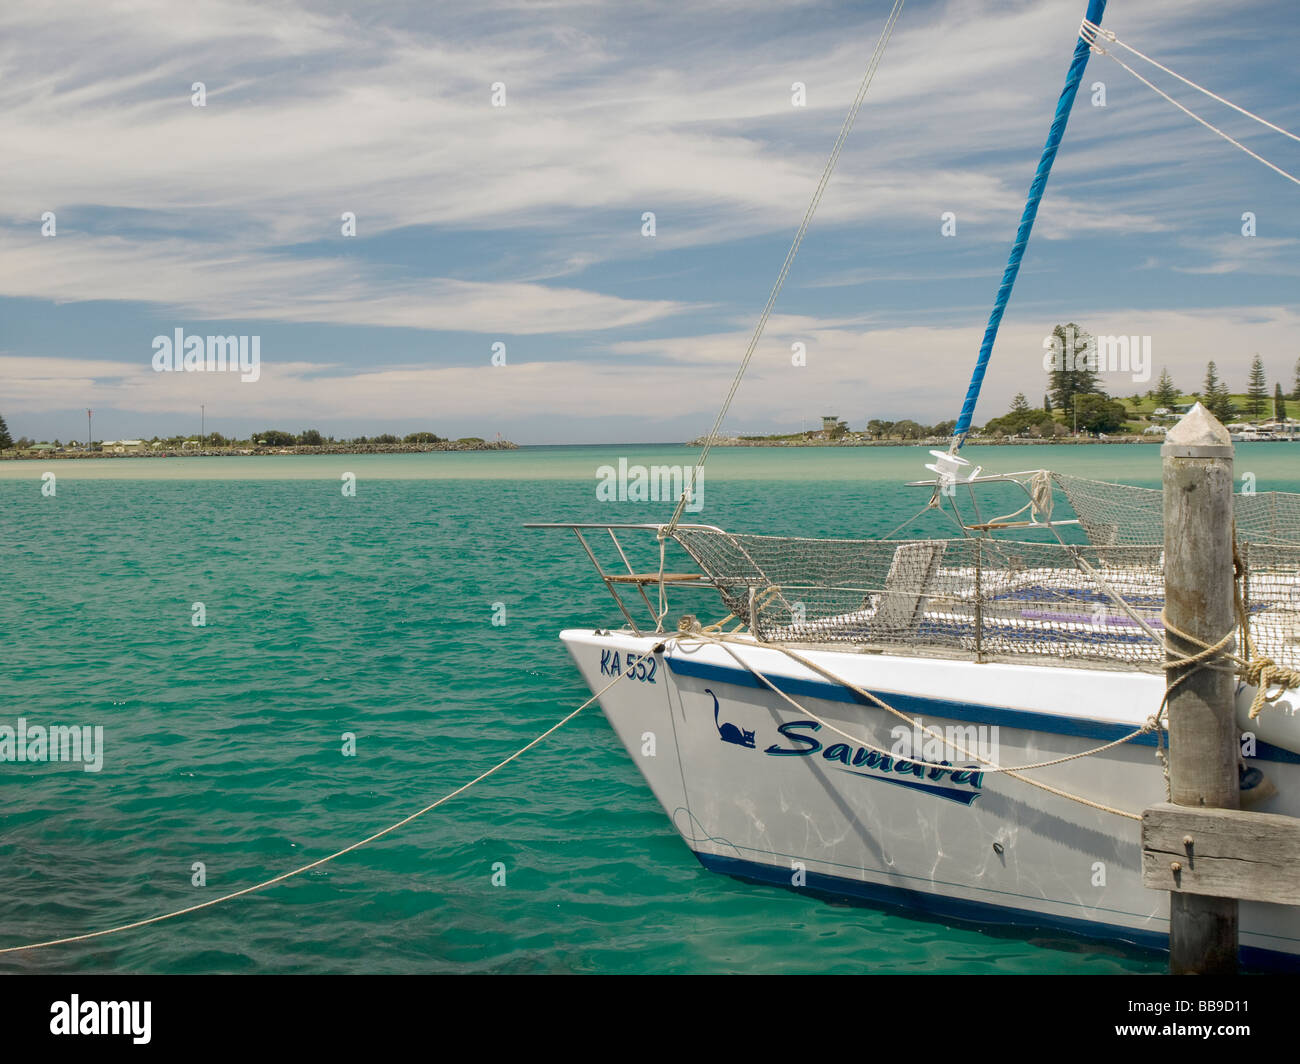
[[951, 0, 1108, 444]]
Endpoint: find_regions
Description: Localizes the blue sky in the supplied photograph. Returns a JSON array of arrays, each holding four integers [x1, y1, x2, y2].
[[2, 0, 1297, 444]]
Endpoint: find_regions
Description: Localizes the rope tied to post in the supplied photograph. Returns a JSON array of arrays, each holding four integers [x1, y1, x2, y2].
[[1155, 531, 1299, 723], [1231, 533, 1300, 720], [1240, 657, 1300, 720]]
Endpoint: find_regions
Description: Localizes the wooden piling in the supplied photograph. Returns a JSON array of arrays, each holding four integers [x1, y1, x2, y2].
[[1160, 402, 1239, 974]]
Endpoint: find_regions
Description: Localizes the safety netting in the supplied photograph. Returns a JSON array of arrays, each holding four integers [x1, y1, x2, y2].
[[1053, 473, 1300, 547], [669, 526, 1300, 671]]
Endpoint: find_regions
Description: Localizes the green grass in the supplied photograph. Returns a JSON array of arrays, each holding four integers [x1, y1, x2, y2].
[[1119, 393, 1290, 422], [1003, 391, 1288, 436]]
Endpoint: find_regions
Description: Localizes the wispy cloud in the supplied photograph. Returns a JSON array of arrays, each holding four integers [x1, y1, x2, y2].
[[0, 231, 687, 332], [1, 0, 1297, 441], [1171, 234, 1300, 275]]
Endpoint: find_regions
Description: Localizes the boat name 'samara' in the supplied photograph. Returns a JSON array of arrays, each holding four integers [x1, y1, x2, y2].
[[764, 720, 985, 802]]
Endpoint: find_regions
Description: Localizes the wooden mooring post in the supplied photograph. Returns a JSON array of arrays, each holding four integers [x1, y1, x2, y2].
[[1144, 406, 1300, 972], [1156, 403, 1239, 973]]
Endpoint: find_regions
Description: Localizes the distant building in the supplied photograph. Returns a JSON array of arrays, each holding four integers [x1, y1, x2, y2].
[[818, 415, 849, 439], [102, 439, 146, 453]]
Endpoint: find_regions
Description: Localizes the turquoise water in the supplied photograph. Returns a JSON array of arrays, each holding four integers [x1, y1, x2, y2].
[[3, 444, 1297, 974]]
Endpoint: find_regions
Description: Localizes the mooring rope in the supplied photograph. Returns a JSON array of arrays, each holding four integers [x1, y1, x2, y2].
[[0, 667, 634, 955], [1142, 535, 1300, 798], [1241, 657, 1300, 720], [1156, 534, 1300, 722]]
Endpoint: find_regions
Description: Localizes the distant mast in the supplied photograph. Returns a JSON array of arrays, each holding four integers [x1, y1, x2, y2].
[[949, 0, 1109, 449]]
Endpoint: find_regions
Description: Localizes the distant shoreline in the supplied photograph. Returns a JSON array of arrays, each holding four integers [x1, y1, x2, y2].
[[0, 440, 518, 460], [687, 436, 1162, 447]]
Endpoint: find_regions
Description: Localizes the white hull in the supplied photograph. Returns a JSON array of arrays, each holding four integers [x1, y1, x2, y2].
[[563, 628, 1300, 969]]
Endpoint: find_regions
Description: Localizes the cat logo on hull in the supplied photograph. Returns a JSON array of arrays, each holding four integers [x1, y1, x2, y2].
[[708, 688, 755, 748]]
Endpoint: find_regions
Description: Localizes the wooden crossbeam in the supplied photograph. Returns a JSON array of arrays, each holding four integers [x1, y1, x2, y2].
[[1141, 802, 1300, 906]]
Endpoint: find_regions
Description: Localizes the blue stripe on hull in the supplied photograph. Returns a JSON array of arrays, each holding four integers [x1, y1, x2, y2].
[[666, 654, 1300, 765], [694, 851, 1299, 972]]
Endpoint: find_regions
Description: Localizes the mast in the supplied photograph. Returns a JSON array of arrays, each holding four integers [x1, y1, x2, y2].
[[949, 0, 1108, 448]]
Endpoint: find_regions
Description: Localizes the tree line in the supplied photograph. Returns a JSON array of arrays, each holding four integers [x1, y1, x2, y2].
[[252, 430, 446, 447], [863, 418, 957, 440], [0, 420, 451, 450], [980, 324, 1297, 436]]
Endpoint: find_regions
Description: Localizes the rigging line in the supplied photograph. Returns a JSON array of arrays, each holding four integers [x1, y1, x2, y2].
[[1081, 19, 1300, 145], [664, 0, 906, 534], [880, 497, 941, 541], [1083, 30, 1300, 188], [0, 667, 636, 955]]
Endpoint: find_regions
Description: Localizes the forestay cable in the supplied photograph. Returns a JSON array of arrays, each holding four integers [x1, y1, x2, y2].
[[665, 0, 906, 533]]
